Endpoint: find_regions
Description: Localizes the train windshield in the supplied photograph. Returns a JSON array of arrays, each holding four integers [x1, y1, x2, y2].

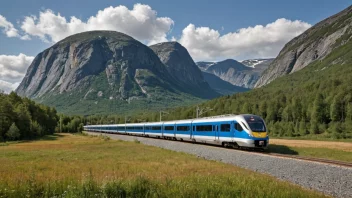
[[247, 121, 266, 132], [244, 115, 266, 132]]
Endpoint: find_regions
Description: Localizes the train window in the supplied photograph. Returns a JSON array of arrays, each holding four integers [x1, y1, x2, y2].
[[145, 126, 151, 130], [164, 126, 174, 131], [177, 126, 190, 131], [235, 123, 243, 131], [241, 122, 249, 130], [152, 126, 161, 130], [193, 126, 195, 131], [196, 125, 213, 131], [221, 124, 230, 132]]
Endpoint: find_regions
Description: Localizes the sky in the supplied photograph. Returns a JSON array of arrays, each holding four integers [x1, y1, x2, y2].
[[0, 0, 351, 92]]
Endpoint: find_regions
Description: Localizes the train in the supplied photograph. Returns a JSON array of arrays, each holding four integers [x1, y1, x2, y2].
[[84, 114, 269, 149]]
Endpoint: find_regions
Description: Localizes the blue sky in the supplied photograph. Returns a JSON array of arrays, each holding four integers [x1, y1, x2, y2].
[[0, 0, 350, 56], [0, 0, 351, 92]]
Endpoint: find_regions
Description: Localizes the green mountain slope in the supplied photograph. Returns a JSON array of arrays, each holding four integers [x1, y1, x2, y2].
[[153, 37, 352, 139]]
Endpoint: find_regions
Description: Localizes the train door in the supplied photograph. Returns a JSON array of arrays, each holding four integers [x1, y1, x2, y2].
[[215, 125, 219, 141], [231, 121, 235, 141]]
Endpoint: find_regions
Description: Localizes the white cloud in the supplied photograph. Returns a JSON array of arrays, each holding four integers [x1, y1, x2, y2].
[[20, 4, 174, 44], [179, 18, 311, 61], [0, 15, 19, 37], [0, 80, 19, 93], [0, 54, 34, 92], [20, 35, 31, 40]]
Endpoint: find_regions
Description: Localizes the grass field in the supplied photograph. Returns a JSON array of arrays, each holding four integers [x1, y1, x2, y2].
[[0, 133, 328, 198], [269, 139, 352, 162]]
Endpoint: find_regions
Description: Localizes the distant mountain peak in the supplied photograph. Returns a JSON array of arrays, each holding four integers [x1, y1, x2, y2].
[[241, 58, 274, 68], [196, 58, 271, 89]]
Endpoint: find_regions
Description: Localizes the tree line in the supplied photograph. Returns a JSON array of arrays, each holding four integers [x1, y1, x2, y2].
[[0, 92, 58, 141]]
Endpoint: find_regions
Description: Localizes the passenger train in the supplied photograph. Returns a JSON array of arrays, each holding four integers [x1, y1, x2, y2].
[[84, 114, 269, 149]]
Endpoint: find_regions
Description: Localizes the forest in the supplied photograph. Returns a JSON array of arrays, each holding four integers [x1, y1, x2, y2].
[[0, 92, 85, 141], [0, 92, 58, 141]]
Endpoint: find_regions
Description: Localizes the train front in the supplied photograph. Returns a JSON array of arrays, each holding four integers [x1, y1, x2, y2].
[[241, 115, 269, 149]]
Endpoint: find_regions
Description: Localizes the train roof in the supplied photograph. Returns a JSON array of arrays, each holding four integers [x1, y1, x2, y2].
[[84, 114, 262, 127]]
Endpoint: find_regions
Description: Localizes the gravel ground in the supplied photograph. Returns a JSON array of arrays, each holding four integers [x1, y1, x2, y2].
[[86, 132, 352, 198]]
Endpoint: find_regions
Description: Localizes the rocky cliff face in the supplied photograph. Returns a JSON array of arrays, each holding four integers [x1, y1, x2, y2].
[[255, 5, 352, 88], [15, 31, 218, 114], [150, 42, 204, 86], [197, 59, 270, 89], [16, 31, 171, 100], [201, 72, 249, 95], [149, 42, 219, 97]]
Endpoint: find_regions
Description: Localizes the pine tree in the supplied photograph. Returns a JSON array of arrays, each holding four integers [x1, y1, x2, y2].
[[6, 123, 20, 141], [299, 121, 307, 136], [330, 95, 343, 122], [311, 93, 325, 124], [310, 121, 319, 134], [259, 101, 267, 119], [292, 97, 302, 121], [347, 102, 352, 121]]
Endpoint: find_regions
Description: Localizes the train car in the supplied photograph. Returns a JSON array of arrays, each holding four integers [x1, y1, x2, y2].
[[84, 114, 268, 149]]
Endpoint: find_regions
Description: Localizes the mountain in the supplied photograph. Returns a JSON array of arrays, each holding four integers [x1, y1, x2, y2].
[[201, 72, 249, 95], [197, 61, 215, 71], [241, 58, 274, 68], [16, 31, 218, 115], [196, 59, 270, 89], [149, 42, 219, 98], [255, 5, 352, 87], [154, 5, 352, 139]]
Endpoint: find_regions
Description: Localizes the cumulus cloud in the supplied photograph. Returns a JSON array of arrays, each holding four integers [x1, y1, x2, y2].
[[0, 80, 20, 93], [179, 18, 311, 61], [0, 54, 34, 92], [20, 4, 174, 44], [0, 15, 19, 37]]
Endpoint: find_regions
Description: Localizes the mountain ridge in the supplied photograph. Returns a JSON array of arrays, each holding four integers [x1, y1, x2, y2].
[[196, 58, 271, 89], [255, 5, 352, 87]]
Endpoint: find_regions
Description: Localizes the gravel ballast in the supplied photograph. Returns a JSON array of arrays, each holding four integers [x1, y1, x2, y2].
[[86, 132, 352, 198]]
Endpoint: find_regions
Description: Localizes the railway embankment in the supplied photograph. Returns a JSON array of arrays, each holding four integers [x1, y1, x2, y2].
[[85, 132, 352, 198]]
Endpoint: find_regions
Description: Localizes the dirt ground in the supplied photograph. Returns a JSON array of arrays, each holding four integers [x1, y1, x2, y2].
[[270, 139, 352, 152]]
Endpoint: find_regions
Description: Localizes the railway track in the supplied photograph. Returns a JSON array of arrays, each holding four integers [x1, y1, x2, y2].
[[86, 131, 352, 168], [264, 153, 352, 168]]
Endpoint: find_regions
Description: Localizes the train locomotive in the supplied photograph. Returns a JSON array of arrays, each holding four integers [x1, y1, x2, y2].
[[84, 114, 269, 149]]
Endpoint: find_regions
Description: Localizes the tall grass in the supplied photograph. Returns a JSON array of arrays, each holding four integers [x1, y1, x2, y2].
[[0, 134, 327, 198]]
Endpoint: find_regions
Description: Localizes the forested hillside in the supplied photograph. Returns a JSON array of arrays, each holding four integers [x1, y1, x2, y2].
[[88, 37, 352, 139]]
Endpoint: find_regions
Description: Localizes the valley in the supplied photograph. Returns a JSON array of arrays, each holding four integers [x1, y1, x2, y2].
[[1, 2, 352, 198]]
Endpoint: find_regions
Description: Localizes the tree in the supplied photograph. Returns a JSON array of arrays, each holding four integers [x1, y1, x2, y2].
[[299, 120, 307, 136], [282, 105, 293, 122], [0, 99, 15, 140], [346, 102, 352, 121], [292, 97, 302, 121], [6, 123, 20, 141], [259, 101, 267, 118], [330, 95, 343, 122], [311, 94, 326, 124], [15, 104, 31, 139], [310, 121, 319, 135]]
